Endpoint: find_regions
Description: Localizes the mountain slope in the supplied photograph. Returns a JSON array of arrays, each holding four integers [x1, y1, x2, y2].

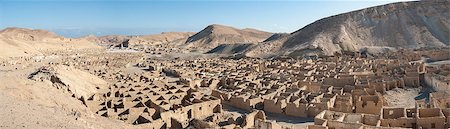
[[0, 27, 100, 58], [206, 43, 255, 55], [263, 33, 290, 42], [246, 0, 450, 58], [137, 32, 195, 45], [185, 24, 272, 49]]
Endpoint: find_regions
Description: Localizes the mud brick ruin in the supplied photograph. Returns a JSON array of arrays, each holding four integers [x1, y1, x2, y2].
[[21, 49, 450, 129]]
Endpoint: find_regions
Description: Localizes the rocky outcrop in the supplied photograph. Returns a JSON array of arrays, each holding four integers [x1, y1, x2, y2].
[[29, 65, 108, 99]]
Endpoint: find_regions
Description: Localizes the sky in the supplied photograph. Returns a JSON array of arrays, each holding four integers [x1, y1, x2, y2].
[[0, 0, 410, 38]]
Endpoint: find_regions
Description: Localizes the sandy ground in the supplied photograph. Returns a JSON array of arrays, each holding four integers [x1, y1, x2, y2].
[[383, 88, 420, 108], [222, 105, 313, 129], [0, 57, 135, 129]]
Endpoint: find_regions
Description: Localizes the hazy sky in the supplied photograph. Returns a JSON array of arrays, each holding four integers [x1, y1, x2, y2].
[[0, 0, 410, 37]]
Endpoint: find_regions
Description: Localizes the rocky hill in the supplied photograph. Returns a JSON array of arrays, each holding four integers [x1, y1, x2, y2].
[[185, 24, 272, 49], [0, 27, 100, 58], [245, 0, 450, 58]]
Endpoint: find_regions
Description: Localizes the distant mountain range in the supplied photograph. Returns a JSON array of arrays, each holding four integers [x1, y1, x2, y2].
[[184, 24, 272, 50], [0, 0, 448, 58]]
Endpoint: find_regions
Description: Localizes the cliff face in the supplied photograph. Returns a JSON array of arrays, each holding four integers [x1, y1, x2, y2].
[[185, 24, 272, 50], [246, 0, 450, 58]]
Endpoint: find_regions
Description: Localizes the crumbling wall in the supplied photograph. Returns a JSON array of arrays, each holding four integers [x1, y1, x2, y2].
[[355, 95, 382, 115], [417, 108, 446, 129]]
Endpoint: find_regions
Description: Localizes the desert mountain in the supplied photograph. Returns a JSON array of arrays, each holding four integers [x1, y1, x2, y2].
[[0, 27, 100, 58], [0, 27, 63, 41], [185, 24, 272, 49], [205, 33, 290, 55], [83, 32, 195, 47], [206, 43, 255, 55], [29, 65, 108, 99], [245, 0, 450, 58], [138, 32, 195, 44], [83, 35, 130, 47]]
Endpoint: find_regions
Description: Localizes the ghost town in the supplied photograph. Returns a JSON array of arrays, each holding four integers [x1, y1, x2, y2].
[[1, 46, 445, 129]]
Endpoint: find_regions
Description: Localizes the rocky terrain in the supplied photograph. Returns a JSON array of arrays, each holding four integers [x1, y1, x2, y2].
[[0, 27, 100, 58], [245, 0, 450, 58], [206, 43, 255, 55]]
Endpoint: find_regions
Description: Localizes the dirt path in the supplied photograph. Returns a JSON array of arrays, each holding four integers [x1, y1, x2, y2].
[[383, 88, 420, 108]]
